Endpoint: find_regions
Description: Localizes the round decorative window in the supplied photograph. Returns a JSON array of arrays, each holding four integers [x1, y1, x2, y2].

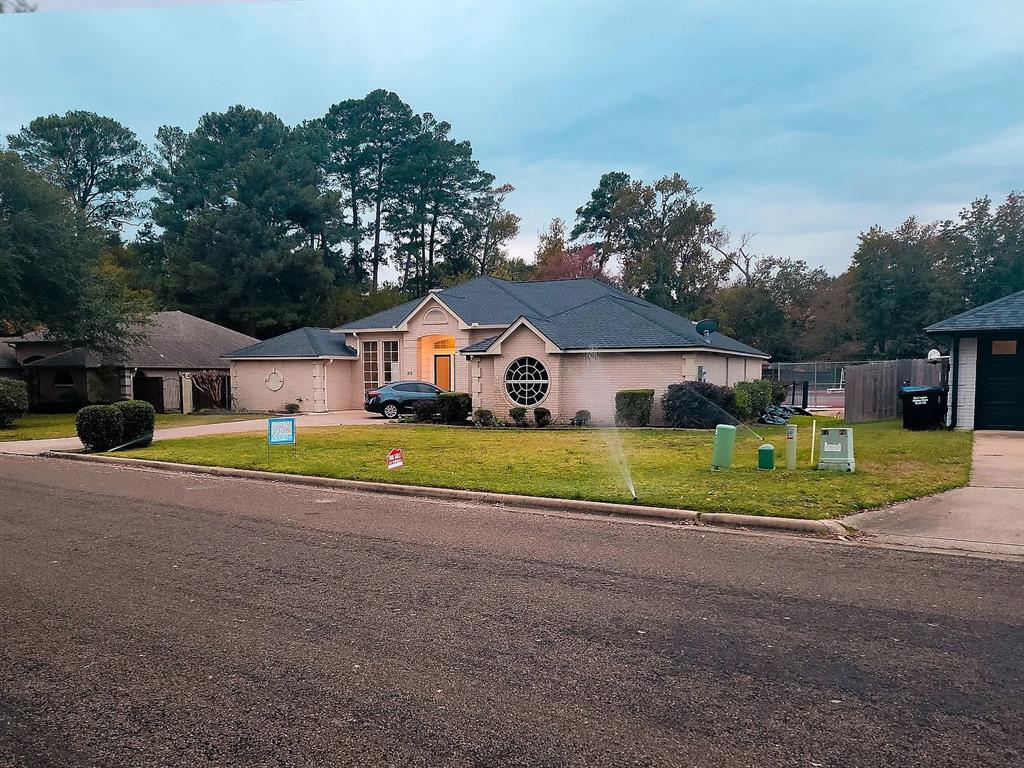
[[504, 356, 549, 406], [265, 369, 285, 392]]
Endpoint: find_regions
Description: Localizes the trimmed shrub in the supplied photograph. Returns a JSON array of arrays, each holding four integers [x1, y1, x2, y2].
[[413, 398, 439, 423], [473, 408, 498, 427], [113, 400, 156, 447], [508, 406, 528, 427], [284, 402, 301, 414], [572, 409, 592, 427], [732, 379, 776, 422], [0, 377, 29, 427], [75, 404, 124, 452], [533, 407, 552, 427], [661, 381, 737, 429], [615, 389, 654, 427], [768, 378, 787, 405], [437, 392, 472, 424]]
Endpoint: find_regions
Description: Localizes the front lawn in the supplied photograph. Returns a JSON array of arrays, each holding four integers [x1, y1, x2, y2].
[[0, 412, 264, 442], [122, 417, 973, 519]]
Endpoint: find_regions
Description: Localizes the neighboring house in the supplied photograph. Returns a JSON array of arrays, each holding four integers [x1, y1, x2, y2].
[[226, 276, 768, 423], [926, 288, 1024, 431], [12, 312, 258, 413]]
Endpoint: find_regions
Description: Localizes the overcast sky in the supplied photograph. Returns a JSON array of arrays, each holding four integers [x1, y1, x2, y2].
[[2, 0, 1022, 274]]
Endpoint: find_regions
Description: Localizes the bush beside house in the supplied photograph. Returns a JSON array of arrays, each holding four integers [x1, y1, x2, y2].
[[438, 392, 472, 424], [732, 380, 777, 422], [0, 378, 29, 427], [473, 408, 498, 427], [662, 382, 737, 429], [615, 389, 654, 427], [508, 407, 528, 427]]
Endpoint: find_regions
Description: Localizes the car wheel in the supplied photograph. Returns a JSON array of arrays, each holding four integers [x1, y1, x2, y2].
[[382, 402, 399, 419]]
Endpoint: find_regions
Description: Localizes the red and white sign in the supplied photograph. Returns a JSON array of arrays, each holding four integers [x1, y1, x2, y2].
[[386, 448, 404, 471]]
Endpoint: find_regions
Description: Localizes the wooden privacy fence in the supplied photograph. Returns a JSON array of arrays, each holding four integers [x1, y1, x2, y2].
[[844, 359, 944, 423]]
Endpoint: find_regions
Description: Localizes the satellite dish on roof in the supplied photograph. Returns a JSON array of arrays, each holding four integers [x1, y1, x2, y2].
[[695, 319, 718, 339]]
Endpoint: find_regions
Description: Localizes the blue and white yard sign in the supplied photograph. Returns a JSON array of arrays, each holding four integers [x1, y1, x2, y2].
[[267, 417, 296, 445]]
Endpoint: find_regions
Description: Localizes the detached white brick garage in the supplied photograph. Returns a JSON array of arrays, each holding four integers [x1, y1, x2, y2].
[[926, 289, 1024, 431]]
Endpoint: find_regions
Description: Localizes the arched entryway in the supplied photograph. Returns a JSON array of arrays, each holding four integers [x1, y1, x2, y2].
[[417, 334, 455, 390]]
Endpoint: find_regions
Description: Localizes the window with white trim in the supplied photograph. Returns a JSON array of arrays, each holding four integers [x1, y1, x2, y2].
[[362, 341, 378, 392], [382, 341, 399, 384], [504, 356, 549, 406]]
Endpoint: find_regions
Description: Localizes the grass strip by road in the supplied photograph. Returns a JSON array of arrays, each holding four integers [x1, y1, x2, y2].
[[0, 412, 263, 442], [122, 417, 972, 520]]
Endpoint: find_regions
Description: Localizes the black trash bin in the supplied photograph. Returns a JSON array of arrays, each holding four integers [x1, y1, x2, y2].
[[898, 385, 948, 430]]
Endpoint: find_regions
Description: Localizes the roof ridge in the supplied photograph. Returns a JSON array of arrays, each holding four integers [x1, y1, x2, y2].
[[485, 276, 549, 318], [929, 289, 1024, 327]]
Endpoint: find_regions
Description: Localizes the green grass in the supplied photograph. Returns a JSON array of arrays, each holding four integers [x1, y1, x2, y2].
[[121, 417, 973, 520], [0, 411, 264, 441]]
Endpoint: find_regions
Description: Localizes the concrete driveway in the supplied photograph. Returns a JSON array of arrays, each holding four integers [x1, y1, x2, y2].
[[848, 431, 1024, 558], [0, 409, 385, 456]]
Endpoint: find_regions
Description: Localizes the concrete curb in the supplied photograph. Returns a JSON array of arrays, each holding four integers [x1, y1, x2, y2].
[[41, 451, 849, 538]]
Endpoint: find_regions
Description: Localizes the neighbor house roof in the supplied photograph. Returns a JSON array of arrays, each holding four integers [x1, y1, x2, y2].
[[24, 311, 258, 370], [925, 289, 1024, 334], [224, 327, 357, 359], [340, 276, 768, 357]]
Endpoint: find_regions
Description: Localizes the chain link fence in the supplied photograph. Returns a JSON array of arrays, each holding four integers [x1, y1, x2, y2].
[[765, 361, 856, 410]]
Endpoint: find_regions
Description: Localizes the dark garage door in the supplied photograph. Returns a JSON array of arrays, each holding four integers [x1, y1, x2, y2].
[[975, 335, 1024, 430]]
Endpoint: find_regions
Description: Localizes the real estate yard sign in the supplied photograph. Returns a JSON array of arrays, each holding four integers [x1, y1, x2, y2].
[[387, 448, 404, 470], [267, 417, 296, 462]]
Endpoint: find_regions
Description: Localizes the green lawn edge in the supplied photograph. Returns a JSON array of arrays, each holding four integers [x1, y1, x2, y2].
[[120, 417, 973, 520]]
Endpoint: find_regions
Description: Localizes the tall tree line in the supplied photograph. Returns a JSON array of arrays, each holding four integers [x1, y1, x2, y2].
[[4, 97, 1020, 356], [4, 92, 520, 338], [556, 171, 1023, 360]]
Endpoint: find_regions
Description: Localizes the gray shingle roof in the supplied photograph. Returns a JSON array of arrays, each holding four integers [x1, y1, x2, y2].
[[224, 327, 357, 359], [24, 311, 258, 369], [342, 276, 768, 357], [925, 290, 1024, 334]]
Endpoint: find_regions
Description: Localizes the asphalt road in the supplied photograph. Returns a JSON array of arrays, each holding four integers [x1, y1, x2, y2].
[[1, 455, 1021, 767]]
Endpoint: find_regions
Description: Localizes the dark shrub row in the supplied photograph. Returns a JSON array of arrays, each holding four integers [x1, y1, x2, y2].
[[75, 400, 156, 451]]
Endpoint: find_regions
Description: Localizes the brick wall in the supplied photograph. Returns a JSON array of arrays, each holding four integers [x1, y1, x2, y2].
[[951, 336, 977, 430], [230, 360, 320, 412], [469, 324, 764, 425]]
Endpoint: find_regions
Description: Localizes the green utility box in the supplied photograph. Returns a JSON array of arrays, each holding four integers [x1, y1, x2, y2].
[[711, 424, 737, 469], [758, 443, 776, 470], [817, 427, 855, 472]]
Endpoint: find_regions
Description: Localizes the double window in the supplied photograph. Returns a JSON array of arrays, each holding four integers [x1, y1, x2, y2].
[[363, 340, 400, 391]]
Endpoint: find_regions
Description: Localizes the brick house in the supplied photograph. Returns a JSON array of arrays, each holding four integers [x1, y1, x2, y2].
[[226, 276, 768, 423], [7, 312, 257, 413]]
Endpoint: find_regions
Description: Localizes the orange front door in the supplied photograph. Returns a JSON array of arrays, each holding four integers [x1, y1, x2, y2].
[[434, 355, 452, 390]]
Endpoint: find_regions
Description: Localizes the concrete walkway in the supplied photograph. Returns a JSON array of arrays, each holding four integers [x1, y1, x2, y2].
[[0, 410, 385, 456], [847, 431, 1024, 559]]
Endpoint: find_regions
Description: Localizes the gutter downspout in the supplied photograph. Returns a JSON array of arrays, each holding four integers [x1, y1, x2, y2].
[[950, 334, 960, 429]]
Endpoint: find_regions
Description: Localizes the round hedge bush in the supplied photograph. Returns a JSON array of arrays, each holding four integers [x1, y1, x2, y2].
[[473, 408, 497, 427], [413, 398, 439, 423], [533, 407, 552, 427], [75, 404, 124, 452], [113, 400, 156, 447], [508, 406, 528, 427], [437, 392, 472, 424], [0, 377, 29, 427]]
